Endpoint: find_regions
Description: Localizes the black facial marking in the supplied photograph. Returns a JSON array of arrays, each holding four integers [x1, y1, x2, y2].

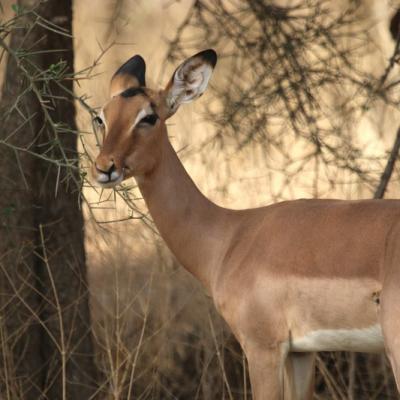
[[120, 87, 147, 98]]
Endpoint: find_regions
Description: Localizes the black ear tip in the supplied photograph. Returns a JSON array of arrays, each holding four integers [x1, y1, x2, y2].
[[114, 54, 146, 86], [390, 9, 400, 40], [132, 54, 146, 65], [199, 49, 217, 67]]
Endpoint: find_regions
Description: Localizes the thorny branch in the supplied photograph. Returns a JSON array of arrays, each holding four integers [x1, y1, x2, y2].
[[164, 0, 400, 199]]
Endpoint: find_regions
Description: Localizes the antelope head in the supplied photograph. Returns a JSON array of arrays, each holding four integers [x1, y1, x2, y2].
[[92, 49, 217, 187]]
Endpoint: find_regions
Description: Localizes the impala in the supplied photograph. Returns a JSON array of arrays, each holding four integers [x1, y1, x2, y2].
[[92, 49, 400, 399]]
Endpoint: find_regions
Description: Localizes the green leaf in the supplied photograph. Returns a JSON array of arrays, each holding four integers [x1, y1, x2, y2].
[[11, 4, 22, 15]]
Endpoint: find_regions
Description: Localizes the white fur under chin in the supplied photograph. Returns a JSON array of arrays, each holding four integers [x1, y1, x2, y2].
[[290, 325, 384, 353], [97, 173, 123, 189]]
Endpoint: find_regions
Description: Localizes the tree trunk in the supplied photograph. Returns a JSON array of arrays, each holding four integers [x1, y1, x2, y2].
[[0, 1, 98, 399]]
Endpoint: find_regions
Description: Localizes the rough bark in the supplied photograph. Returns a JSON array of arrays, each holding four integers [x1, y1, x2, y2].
[[0, 1, 98, 398]]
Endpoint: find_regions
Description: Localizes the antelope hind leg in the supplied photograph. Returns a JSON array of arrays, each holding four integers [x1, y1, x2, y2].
[[381, 228, 400, 393], [381, 285, 400, 392]]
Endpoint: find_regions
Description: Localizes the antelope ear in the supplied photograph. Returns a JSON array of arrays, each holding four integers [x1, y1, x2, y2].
[[164, 49, 217, 117], [110, 55, 146, 97]]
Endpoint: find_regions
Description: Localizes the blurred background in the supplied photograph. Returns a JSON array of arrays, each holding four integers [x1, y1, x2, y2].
[[2, 0, 400, 399]]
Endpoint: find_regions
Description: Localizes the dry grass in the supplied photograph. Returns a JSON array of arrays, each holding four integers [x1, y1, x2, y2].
[[88, 240, 248, 400]]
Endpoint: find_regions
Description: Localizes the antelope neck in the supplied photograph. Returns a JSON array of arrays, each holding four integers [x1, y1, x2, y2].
[[137, 129, 232, 291]]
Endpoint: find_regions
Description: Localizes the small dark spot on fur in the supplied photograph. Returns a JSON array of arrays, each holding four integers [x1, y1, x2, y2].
[[372, 291, 380, 305]]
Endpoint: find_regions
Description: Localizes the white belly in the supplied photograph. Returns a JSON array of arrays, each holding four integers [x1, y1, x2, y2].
[[290, 325, 384, 353]]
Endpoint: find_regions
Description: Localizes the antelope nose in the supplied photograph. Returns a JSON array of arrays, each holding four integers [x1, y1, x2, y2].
[[95, 160, 122, 184], [95, 161, 115, 175]]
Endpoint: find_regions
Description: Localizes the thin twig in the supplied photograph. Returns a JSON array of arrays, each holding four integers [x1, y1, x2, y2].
[[374, 126, 400, 199]]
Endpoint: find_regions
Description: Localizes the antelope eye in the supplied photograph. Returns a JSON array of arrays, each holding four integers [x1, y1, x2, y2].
[[93, 116, 104, 126], [139, 114, 158, 126]]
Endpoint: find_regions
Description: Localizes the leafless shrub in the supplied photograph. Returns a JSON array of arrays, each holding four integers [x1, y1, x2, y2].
[[164, 0, 400, 199]]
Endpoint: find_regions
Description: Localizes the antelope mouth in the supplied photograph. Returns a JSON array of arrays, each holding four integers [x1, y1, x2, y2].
[[94, 169, 124, 188], [97, 175, 123, 188]]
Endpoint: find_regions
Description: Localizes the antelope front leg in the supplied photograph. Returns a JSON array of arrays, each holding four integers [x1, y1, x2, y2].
[[246, 345, 287, 400], [284, 352, 316, 400]]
